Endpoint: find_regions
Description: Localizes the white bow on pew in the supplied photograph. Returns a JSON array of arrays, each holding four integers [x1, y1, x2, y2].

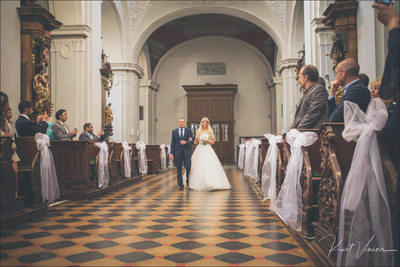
[[249, 139, 262, 182], [274, 129, 317, 231], [160, 144, 167, 169], [238, 143, 246, 169], [122, 141, 132, 178], [35, 133, 59, 202], [136, 141, 148, 175], [243, 140, 253, 177], [167, 145, 174, 167], [262, 134, 283, 211], [337, 98, 393, 266], [95, 141, 109, 188]]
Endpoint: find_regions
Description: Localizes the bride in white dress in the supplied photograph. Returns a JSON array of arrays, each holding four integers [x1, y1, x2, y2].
[[188, 117, 231, 191]]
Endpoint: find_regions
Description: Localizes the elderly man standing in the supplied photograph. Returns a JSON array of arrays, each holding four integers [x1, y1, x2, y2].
[[290, 65, 328, 129], [328, 58, 371, 122], [53, 109, 77, 140]]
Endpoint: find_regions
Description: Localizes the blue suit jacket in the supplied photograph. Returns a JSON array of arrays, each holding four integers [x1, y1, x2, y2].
[[328, 80, 371, 122], [15, 115, 48, 137], [170, 127, 193, 158]]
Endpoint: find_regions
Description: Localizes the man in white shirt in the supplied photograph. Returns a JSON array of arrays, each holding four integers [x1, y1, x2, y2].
[[52, 109, 77, 140]]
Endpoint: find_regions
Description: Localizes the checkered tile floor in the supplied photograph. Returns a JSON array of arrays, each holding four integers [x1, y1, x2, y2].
[[1, 166, 313, 266]]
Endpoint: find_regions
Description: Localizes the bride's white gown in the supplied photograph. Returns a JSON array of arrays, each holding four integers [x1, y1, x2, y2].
[[188, 143, 232, 191]]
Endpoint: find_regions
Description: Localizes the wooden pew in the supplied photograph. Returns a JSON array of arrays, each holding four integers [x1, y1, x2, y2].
[[15, 137, 44, 208], [50, 140, 97, 200], [130, 143, 140, 176], [145, 145, 162, 174], [1, 137, 26, 227], [297, 129, 322, 239], [309, 122, 356, 266], [88, 143, 100, 187], [107, 142, 121, 184]]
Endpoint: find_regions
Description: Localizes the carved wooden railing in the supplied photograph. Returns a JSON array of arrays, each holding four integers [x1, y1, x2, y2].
[[309, 123, 356, 266], [258, 138, 269, 181], [298, 129, 322, 240], [277, 134, 290, 195]]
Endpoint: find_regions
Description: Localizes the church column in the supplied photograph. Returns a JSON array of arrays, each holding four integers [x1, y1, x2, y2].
[[111, 63, 143, 143], [267, 76, 282, 134], [312, 18, 335, 82], [277, 58, 298, 133], [50, 25, 93, 132], [139, 80, 159, 144]]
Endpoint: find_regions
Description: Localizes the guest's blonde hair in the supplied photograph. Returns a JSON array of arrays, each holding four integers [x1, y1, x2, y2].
[[196, 117, 214, 138], [370, 78, 382, 90]]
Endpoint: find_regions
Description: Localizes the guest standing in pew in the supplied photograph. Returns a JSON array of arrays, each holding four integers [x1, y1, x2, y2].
[[359, 73, 370, 88], [0, 92, 20, 197], [373, 2, 399, 265], [52, 109, 77, 140], [328, 58, 371, 122], [79, 122, 105, 143], [289, 65, 328, 129], [15, 100, 48, 137], [41, 101, 55, 141]]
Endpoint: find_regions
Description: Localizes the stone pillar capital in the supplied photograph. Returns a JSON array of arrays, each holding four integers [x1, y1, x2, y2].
[[111, 62, 144, 78], [276, 58, 298, 75]]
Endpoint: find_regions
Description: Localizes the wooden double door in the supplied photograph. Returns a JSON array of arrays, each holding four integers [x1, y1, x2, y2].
[[183, 84, 237, 163]]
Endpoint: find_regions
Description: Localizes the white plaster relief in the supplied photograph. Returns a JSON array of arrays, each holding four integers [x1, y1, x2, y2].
[[264, 0, 285, 26], [127, 1, 151, 32], [52, 39, 85, 59]]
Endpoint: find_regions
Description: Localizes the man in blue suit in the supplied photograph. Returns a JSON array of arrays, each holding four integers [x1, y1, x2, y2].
[[328, 58, 371, 122], [169, 118, 193, 190]]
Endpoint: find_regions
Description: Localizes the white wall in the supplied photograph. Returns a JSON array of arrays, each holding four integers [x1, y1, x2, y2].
[[358, 0, 386, 85], [1, 1, 21, 116], [155, 36, 273, 150]]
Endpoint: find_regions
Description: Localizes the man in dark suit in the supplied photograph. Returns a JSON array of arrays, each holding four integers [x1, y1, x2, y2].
[[290, 65, 328, 129], [373, 3, 399, 265], [15, 100, 48, 137], [79, 122, 105, 143], [52, 109, 77, 140], [328, 58, 371, 122], [169, 118, 193, 190]]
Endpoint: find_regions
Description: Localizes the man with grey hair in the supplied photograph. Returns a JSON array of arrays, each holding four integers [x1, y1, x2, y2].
[[290, 64, 328, 129], [328, 58, 371, 122]]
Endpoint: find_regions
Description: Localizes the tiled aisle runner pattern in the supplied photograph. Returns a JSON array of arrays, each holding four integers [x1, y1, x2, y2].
[[1, 166, 313, 266]]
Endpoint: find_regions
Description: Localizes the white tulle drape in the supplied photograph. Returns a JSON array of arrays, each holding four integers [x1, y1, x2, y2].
[[167, 145, 174, 167], [243, 140, 253, 177], [261, 134, 283, 210], [337, 99, 393, 266], [274, 129, 317, 231], [245, 139, 261, 181], [35, 133, 59, 202], [95, 142, 109, 188], [238, 143, 245, 169], [160, 144, 167, 169], [136, 141, 148, 175], [122, 141, 132, 178]]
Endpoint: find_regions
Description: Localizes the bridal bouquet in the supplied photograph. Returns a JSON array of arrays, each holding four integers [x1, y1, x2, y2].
[[199, 133, 210, 145]]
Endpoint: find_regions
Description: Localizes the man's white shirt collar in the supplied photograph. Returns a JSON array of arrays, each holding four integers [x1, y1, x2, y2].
[[20, 114, 30, 120]]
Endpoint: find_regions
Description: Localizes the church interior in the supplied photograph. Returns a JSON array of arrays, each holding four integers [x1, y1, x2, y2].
[[1, 0, 399, 266]]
